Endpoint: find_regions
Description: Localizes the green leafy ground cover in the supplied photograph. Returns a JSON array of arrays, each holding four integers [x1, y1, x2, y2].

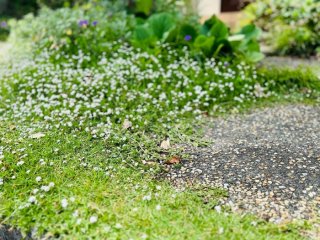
[[1, 47, 319, 238], [1, 121, 311, 239], [1, 2, 320, 239]]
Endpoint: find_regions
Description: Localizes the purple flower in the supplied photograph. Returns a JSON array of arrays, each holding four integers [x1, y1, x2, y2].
[[92, 21, 98, 27], [184, 35, 192, 41], [78, 20, 89, 27], [0, 21, 7, 28]]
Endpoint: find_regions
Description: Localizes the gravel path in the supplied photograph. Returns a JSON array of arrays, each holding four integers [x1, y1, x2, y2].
[[164, 104, 320, 223]]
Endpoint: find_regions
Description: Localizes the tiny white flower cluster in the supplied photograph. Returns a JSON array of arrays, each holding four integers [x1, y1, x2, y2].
[[28, 196, 37, 204], [0, 44, 269, 137], [36, 176, 42, 182], [61, 196, 76, 209], [0, 147, 4, 160], [0, 147, 4, 181], [40, 182, 55, 192], [142, 195, 152, 201], [17, 160, 25, 166], [61, 198, 68, 208], [32, 182, 55, 196], [89, 215, 98, 224]]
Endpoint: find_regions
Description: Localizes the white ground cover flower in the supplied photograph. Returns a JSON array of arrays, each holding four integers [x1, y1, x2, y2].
[[254, 83, 269, 98], [35, 176, 42, 182], [115, 223, 122, 229], [28, 196, 37, 204], [40, 185, 50, 192], [17, 160, 25, 166], [215, 205, 222, 213], [0, 147, 4, 160], [218, 227, 224, 234], [61, 198, 68, 208], [0, 44, 265, 137], [89, 215, 98, 224], [39, 159, 46, 165], [142, 195, 152, 201], [141, 233, 148, 239], [72, 210, 79, 218], [32, 189, 39, 194]]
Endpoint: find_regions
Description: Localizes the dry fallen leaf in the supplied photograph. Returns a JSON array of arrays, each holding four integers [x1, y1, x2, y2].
[[202, 111, 209, 117], [30, 132, 45, 139], [160, 139, 170, 150], [165, 156, 181, 165], [122, 119, 132, 130]]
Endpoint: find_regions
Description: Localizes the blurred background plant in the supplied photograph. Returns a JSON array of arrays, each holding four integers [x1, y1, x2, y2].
[[8, 6, 134, 59], [0, 19, 9, 40], [132, 13, 263, 62], [244, 0, 320, 57], [0, 0, 191, 18], [1, 0, 263, 63], [0, 0, 38, 18]]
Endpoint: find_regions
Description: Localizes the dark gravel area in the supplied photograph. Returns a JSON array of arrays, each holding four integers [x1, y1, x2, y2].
[[0, 225, 23, 240], [164, 104, 320, 223]]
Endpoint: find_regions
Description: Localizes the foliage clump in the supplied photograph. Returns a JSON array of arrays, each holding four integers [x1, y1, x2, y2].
[[132, 14, 264, 62], [7, 1, 263, 63], [244, 0, 320, 57]]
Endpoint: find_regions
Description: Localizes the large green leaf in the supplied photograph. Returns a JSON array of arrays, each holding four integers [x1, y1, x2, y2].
[[248, 40, 261, 52], [239, 24, 261, 41], [244, 51, 265, 62], [228, 34, 245, 42], [201, 15, 229, 41], [209, 20, 229, 41], [201, 16, 218, 35], [194, 35, 215, 57], [228, 34, 245, 49], [135, 17, 147, 26], [180, 24, 198, 41], [147, 12, 176, 40], [133, 25, 152, 41], [165, 23, 198, 43], [164, 26, 180, 43], [213, 39, 233, 56], [240, 40, 261, 52], [132, 25, 156, 47]]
